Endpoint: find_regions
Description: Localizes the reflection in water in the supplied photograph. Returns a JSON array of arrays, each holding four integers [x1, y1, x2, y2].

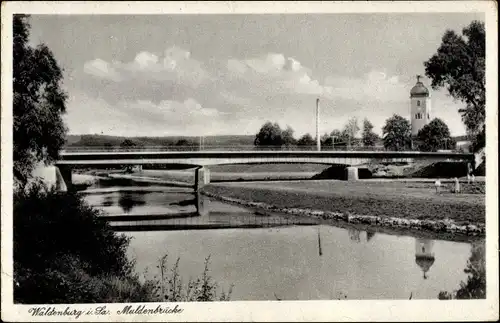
[[439, 241, 486, 299], [170, 198, 196, 207], [348, 229, 376, 243], [415, 239, 435, 280], [196, 193, 208, 217], [127, 225, 476, 300], [348, 228, 362, 243], [170, 193, 207, 217], [118, 191, 146, 213], [93, 177, 153, 188], [317, 228, 323, 256], [102, 196, 114, 207]]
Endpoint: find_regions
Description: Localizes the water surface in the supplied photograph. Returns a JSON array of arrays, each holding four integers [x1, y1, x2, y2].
[[82, 178, 482, 300]]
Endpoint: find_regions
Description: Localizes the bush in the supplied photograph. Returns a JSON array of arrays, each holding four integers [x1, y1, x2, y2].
[[13, 181, 233, 303], [14, 181, 136, 303]]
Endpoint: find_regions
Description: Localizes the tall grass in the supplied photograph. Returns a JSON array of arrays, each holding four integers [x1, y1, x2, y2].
[[141, 254, 233, 302]]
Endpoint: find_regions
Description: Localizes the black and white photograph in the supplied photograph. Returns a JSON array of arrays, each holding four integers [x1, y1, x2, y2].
[[1, 1, 498, 322]]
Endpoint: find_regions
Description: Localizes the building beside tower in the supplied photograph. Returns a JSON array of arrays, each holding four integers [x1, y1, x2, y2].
[[410, 75, 432, 137]]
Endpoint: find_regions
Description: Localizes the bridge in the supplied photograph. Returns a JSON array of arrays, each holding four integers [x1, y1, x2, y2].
[[54, 149, 475, 191]]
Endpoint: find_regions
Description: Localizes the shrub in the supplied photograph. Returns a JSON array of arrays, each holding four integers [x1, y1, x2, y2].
[[14, 181, 233, 303], [14, 181, 135, 303]]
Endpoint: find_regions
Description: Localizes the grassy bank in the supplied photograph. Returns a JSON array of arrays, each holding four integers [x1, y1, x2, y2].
[[202, 180, 485, 235]]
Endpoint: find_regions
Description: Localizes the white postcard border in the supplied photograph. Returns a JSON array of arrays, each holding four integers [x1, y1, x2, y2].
[[1, 1, 498, 322]]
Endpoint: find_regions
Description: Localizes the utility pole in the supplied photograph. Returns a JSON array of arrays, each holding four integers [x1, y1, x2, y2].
[[316, 98, 321, 151]]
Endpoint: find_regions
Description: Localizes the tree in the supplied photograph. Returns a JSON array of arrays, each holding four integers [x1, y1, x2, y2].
[[13, 15, 68, 186], [297, 133, 315, 147], [362, 118, 380, 147], [330, 129, 347, 147], [424, 20, 485, 151], [120, 139, 136, 149], [382, 114, 412, 151], [471, 124, 485, 153], [281, 125, 297, 147], [254, 122, 283, 147], [342, 117, 360, 147], [417, 118, 455, 152], [321, 133, 333, 147], [175, 139, 189, 146]]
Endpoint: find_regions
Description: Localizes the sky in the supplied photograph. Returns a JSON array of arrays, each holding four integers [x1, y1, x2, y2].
[[28, 13, 484, 137]]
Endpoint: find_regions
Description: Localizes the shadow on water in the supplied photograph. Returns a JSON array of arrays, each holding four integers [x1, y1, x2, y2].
[[94, 177, 153, 188]]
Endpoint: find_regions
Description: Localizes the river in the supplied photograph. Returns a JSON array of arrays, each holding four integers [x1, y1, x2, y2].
[[81, 178, 483, 300]]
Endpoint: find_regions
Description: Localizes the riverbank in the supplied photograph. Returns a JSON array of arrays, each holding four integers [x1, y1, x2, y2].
[[202, 180, 485, 238]]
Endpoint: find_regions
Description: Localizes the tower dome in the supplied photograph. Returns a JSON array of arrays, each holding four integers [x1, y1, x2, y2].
[[410, 75, 430, 97], [416, 256, 435, 279]]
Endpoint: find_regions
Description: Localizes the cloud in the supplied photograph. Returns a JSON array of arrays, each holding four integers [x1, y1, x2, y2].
[[83, 46, 210, 88], [226, 53, 329, 97], [83, 59, 122, 82]]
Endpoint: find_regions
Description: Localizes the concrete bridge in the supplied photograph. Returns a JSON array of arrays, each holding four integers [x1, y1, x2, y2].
[[54, 150, 474, 191]]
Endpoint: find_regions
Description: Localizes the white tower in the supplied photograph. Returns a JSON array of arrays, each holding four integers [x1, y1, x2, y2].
[[410, 75, 432, 137]]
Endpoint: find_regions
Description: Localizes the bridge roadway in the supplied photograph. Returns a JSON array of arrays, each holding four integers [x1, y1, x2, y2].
[[54, 150, 474, 191]]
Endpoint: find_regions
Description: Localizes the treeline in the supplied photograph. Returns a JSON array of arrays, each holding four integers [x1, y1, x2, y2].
[[66, 134, 255, 148], [253, 118, 379, 149], [254, 115, 458, 152]]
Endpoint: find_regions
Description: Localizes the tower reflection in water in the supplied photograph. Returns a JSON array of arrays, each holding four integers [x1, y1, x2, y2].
[[415, 239, 435, 280]]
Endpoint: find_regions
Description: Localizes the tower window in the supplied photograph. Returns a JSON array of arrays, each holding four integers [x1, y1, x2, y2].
[[417, 100, 421, 107], [427, 113, 430, 119]]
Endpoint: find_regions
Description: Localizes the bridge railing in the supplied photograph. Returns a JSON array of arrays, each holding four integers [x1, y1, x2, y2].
[[61, 145, 436, 153]]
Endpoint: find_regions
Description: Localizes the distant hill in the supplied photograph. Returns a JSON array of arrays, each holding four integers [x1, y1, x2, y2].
[[64, 134, 255, 148]]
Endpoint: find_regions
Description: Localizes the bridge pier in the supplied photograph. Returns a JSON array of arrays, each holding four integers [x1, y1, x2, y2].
[[194, 167, 210, 191], [56, 166, 72, 192], [346, 166, 359, 181]]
